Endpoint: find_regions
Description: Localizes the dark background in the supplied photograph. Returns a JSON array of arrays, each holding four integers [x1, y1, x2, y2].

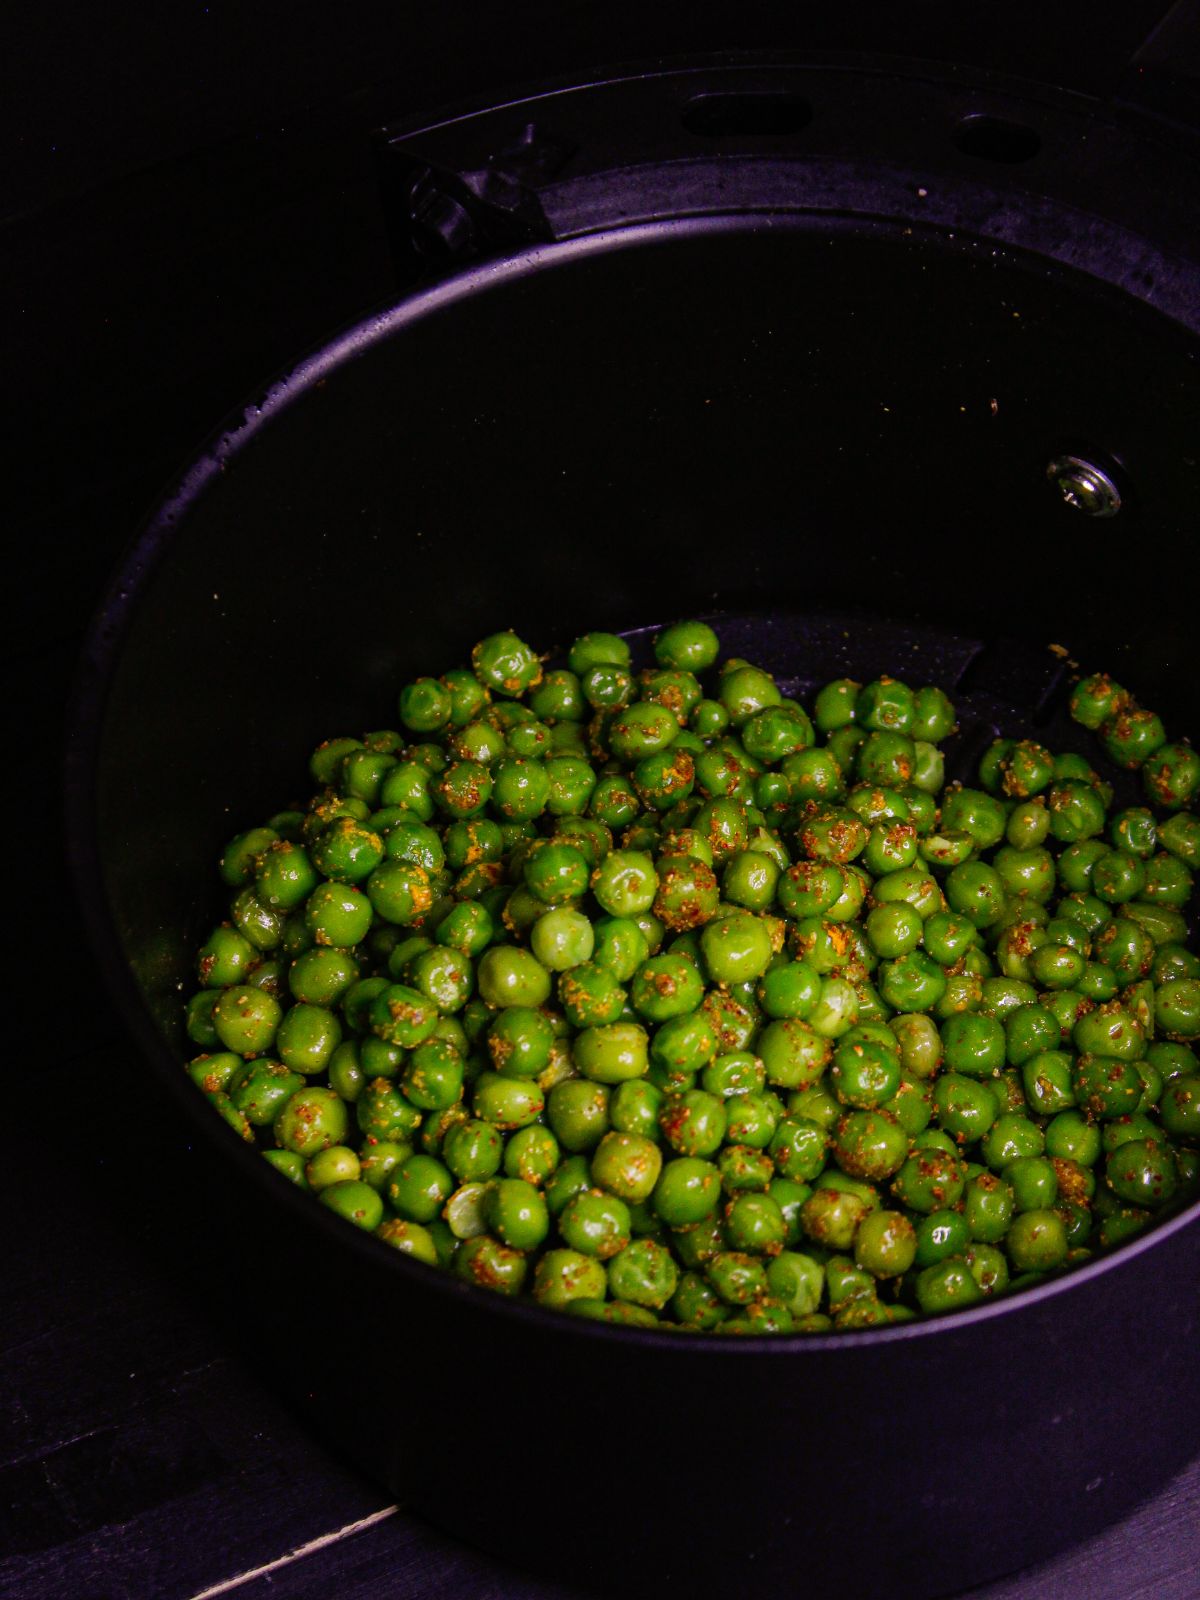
[[8, 4, 1200, 1597]]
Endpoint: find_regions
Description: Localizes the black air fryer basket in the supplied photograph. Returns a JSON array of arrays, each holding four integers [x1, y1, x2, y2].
[[68, 51, 1200, 1600]]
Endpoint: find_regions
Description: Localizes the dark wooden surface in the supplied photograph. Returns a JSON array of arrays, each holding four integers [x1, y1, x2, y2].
[[8, 19, 1200, 1596]]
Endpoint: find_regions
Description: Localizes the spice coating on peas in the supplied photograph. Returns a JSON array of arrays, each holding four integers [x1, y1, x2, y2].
[[185, 623, 1200, 1332]]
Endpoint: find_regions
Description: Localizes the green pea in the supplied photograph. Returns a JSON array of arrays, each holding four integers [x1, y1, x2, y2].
[[263, 1148, 308, 1186], [807, 977, 861, 1039], [651, 1087, 724, 1158], [596, 1084, 659, 1148], [1048, 781, 1107, 844], [564, 630, 627, 678], [1002, 1003, 1060, 1067], [1004, 1155, 1059, 1212], [1156, 979, 1200, 1041], [799, 1186, 870, 1251], [977, 980, 1030, 1022], [377, 1218, 440, 1264], [187, 1051, 247, 1095], [1044, 1109, 1102, 1166], [768, 1117, 829, 1183], [272, 1001, 339, 1074], [288, 947, 360, 1008], [1074, 1055, 1144, 1120], [626, 953, 701, 1022], [212, 985, 281, 1056], [848, 1209, 913, 1278], [466, 630, 540, 699], [206, 1088, 255, 1141], [570, 1023, 647, 1085], [229, 1059, 305, 1125], [1094, 917, 1156, 984], [645, 1013, 713, 1080], [318, 1180, 384, 1231], [547, 1079, 611, 1151], [472, 1071, 545, 1130], [963, 1171, 1015, 1243], [1139, 739, 1200, 808], [723, 1091, 779, 1149], [1071, 1003, 1143, 1063], [185, 990, 222, 1049], [1160, 1075, 1200, 1140], [480, 1008, 550, 1081], [730, 1204, 795, 1278], [777, 860, 845, 920], [1005, 1208, 1069, 1270], [196, 924, 257, 989], [939, 1012, 1003, 1077], [366, 983, 438, 1051], [480, 1184, 550, 1254], [439, 666, 490, 726], [695, 909, 771, 984], [945, 862, 1006, 929], [1141, 855, 1194, 912], [648, 618, 716, 672], [832, 1109, 908, 1181], [583, 847, 656, 918], [911, 685, 956, 743], [322, 1040, 363, 1103], [517, 844, 585, 910], [891, 1149, 964, 1214], [356, 1141, 409, 1194], [469, 947, 548, 1011], [752, 1018, 828, 1091], [1100, 706, 1166, 769], [489, 758, 550, 822], [577, 1130, 660, 1205], [385, 1154, 452, 1223], [932, 1073, 998, 1144], [940, 787, 1005, 849], [1006, 800, 1050, 850], [756, 959, 822, 1020], [915, 1258, 984, 1314], [913, 1208, 971, 1268], [1159, 811, 1200, 865], [713, 1145, 771, 1196], [1069, 672, 1128, 730], [891, 1013, 943, 1078], [810, 677, 858, 732], [855, 730, 917, 787], [1017, 1049, 1073, 1115], [1031, 944, 1087, 990], [1146, 1039, 1199, 1080], [977, 1110, 1041, 1170], [255, 840, 319, 911], [703, 1249, 767, 1306], [440, 1118, 502, 1181], [275, 1086, 348, 1155], [454, 1234, 528, 1295], [865, 902, 923, 959], [605, 1238, 678, 1308], [219, 824, 281, 887], [830, 1039, 900, 1108]]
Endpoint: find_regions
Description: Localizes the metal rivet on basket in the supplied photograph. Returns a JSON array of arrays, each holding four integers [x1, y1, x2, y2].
[[1047, 456, 1121, 518]]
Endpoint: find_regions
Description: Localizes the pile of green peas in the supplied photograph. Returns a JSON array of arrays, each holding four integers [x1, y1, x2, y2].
[[182, 621, 1200, 1333]]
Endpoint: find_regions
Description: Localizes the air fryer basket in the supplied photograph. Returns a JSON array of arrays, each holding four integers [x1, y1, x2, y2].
[[69, 61, 1200, 1600]]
